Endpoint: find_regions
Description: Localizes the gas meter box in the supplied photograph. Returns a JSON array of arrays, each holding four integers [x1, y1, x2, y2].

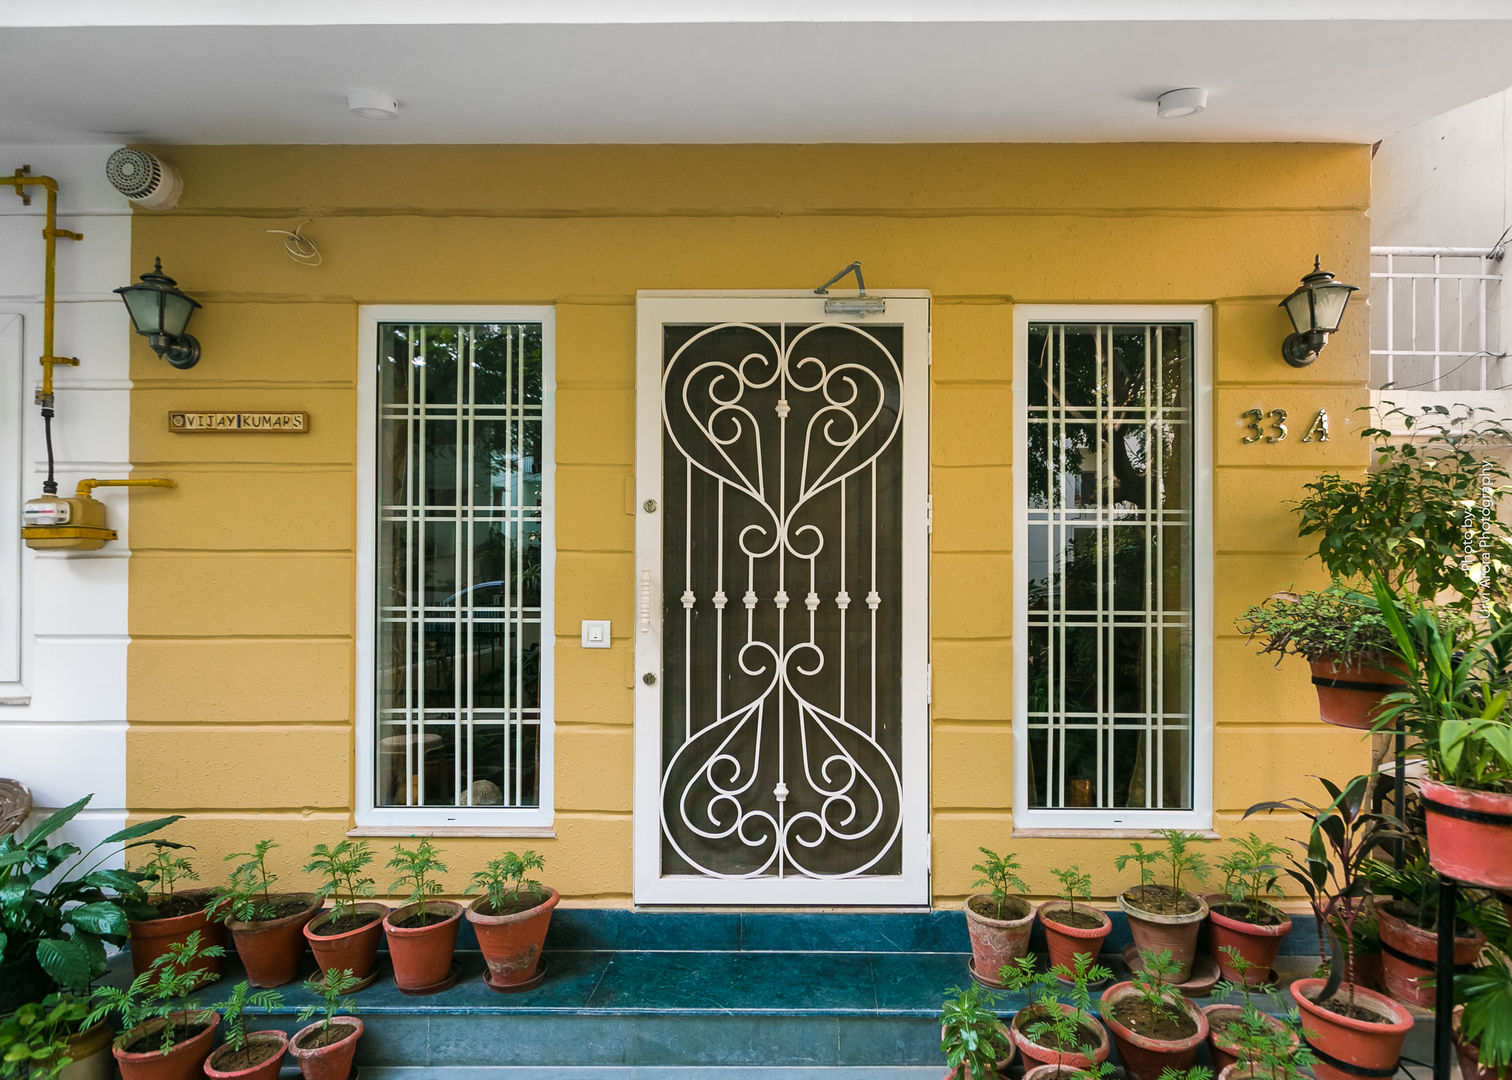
[[22, 491, 116, 550]]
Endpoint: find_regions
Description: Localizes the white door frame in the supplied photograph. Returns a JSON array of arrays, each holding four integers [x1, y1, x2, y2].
[[633, 292, 931, 905]]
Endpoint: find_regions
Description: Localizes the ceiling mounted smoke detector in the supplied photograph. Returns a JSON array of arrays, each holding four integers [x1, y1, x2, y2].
[[1156, 88, 1208, 119], [347, 91, 399, 121]]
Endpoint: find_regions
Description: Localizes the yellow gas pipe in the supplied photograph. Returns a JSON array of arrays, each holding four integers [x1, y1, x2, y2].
[[3, 166, 82, 405], [75, 478, 177, 498]]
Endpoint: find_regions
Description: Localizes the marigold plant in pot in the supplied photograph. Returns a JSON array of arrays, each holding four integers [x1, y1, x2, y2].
[[86, 930, 224, 1080], [962, 848, 1034, 987], [301, 840, 385, 989], [1099, 950, 1209, 1080], [466, 849, 558, 991], [1206, 834, 1291, 986], [0, 992, 114, 1080], [202, 981, 285, 1080], [1202, 961, 1304, 1076], [1038, 866, 1111, 979], [287, 968, 363, 1080], [1004, 953, 1112, 1072], [1372, 582, 1512, 889], [127, 843, 226, 985], [381, 840, 461, 994], [1235, 586, 1403, 730], [938, 982, 1014, 1079], [1363, 852, 1486, 1008], [1114, 830, 1211, 981], [213, 841, 318, 989]]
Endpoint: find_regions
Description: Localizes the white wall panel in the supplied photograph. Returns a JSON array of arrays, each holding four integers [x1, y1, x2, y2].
[[26, 637, 129, 724], [4, 725, 128, 806], [28, 553, 129, 637]]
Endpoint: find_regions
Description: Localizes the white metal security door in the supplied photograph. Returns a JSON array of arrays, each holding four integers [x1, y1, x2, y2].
[[633, 294, 929, 905]]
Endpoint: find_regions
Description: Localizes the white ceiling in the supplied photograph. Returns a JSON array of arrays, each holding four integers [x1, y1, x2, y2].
[[5, 2, 1512, 145]]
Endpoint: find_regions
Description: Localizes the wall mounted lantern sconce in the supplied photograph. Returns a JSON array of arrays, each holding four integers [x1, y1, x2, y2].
[[115, 257, 202, 369], [1279, 255, 1357, 367]]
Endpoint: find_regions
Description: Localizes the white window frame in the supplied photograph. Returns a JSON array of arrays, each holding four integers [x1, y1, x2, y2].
[[354, 305, 556, 833], [1011, 305, 1213, 833], [0, 312, 24, 697]]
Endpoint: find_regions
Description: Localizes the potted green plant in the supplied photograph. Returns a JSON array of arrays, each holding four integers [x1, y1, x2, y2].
[[0, 794, 181, 1012], [1363, 852, 1486, 1008], [1202, 956, 1302, 1075], [1372, 580, 1512, 889], [962, 848, 1034, 987], [211, 840, 319, 989], [287, 969, 363, 1080], [1005, 953, 1112, 1072], [1206, 834, 1291, 986], [0, 993, 114, 1080], [1454, 933, 1512, 1080], [1114, 830, 1211, 981], [1235, 586, 1402, 729], [1037, 866, 1111, 979], [86, 930, 224, 1080], [126, 843, 226, 985], [1099, 950, 1209, 1080], [201, 982, 285, 1080], [466, 849, 558, 991], [938, 982, 1014, 1079], [1248, 776, 1414, 1080], [381, 840, 461, 994], [301, 840, 385, 989]]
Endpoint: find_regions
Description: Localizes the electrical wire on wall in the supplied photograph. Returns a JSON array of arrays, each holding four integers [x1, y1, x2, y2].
[[266, 219, 322, 266]]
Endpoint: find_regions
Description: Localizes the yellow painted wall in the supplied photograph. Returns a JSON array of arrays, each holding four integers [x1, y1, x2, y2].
[[125, 143, 1373, 906]]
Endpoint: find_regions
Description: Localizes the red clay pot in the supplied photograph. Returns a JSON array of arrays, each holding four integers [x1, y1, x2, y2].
[[1023, 1067, 1099, 1080], [203, 1031, 288, 1080], [1099, 981, 1208, 1080], [1290, 978, 1414, 1080], [466, 888, 558, 988], [1422, 779, 1512, 889], [1202, 1003, 1297, 1075], [1204, 897, 1292, 986], [1309, 655, 1403, 729], [113, 1012, 219, 1080], [1374, 899, 1484, 1008], [1037, 901, 1112, 978], [1455, 1004, 1512, 1080], [303, 902, 387, 984], [963, 894, 1035, 986], [225, 893, 320, 988], [382, 900, 462, 992], [288, 1017, 362, 1080], [939, 1021, 1015, 1079], [1118, 890, 1209, 982], [1009, 1004, 1111, 1070], [128, 889, 228, 984]]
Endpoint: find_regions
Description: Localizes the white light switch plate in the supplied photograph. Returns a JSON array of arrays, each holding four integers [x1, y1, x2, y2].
[[581, 619, 611, 648]]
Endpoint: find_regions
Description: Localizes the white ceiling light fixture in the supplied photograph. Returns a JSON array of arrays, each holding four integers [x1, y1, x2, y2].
[[1156, 87, 1208, 120], [347, 90, 399, 120]]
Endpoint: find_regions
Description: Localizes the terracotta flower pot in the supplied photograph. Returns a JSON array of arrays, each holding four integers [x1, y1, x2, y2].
[[1202, 1003, 1297, 1075], [1454, 1004, 1511, 1080], [225, 892, 320, 988], [1421, 779, 1512, 889], [129, 889, 228, 984], [382, 899, 463, 992], [1037, 901, 1112, 978], [1374, 898, 1484, 1008], [58, 1022, 115, 1080], [963, 893, 1035, 986], [466, 888, 559, 988], [288, 1017, 363, 1080], [1009, 1003, 1111, 1070], [940, 1020, 1015, 1079], [1309, 655, 1402, 729], [1023, 1067, 1099, 1080], [1205, 896, 1291, 986], [203, 1031, 288, 1080], [113, 1012, 219, 1080], [1099, 980, 1208, 1080], [1290, 978, 1414, 1080], [303, 902, 388, 985], [1117, 889, 1209, 982]]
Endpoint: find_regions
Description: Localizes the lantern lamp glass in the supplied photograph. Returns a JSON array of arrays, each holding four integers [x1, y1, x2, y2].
[[118, 285, 165, 336], [160, 290, 198, 337], [1311, 282, 1354, 333], [1282, 288, 1314, 335]]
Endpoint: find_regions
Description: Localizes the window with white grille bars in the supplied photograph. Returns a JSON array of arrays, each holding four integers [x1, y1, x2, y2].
[[357, 308, 554, 829], [1013, 308, 1212, 832], [1370, 247, 1506, 393]]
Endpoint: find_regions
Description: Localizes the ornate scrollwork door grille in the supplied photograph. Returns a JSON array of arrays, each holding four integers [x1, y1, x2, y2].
[[634, 296, 930, 905]]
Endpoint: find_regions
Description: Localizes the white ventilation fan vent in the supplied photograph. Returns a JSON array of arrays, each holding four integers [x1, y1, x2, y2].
[[105, 148, 183, 211]]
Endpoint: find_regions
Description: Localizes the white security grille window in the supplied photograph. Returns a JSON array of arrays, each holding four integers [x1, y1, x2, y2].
[[1013, 308, 1212, 831], [357, 308, 554, 829]]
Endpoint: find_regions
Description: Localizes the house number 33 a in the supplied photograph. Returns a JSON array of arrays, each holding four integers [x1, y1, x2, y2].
[[1241, 408, 1329, 444]]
